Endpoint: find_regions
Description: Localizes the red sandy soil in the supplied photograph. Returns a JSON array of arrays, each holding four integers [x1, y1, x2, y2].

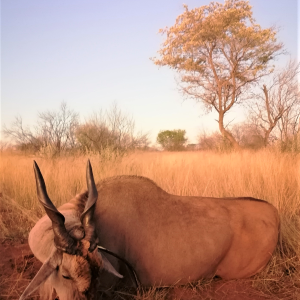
[[0, 240, 42, 300], [0, 240, 278, 300]]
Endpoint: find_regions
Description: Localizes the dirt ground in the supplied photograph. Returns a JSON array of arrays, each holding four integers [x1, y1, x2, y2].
[[0, 240, 41, 300], [0, 240, 290, 300]]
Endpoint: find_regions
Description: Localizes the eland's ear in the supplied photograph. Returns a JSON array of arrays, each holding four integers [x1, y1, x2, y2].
[[19, 250, 62, 300], [81, 160, 98, 252], [98, 252, 123, 278]]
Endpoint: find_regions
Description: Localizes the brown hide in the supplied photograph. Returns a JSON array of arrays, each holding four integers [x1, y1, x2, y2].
[[94, 176, 278, 285], [29, 175, 279, 288]]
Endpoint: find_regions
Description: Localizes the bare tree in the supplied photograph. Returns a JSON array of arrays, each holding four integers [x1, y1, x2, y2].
[[248, 60, 300, 147], [3, 102, 79, 155], [37, 102, 79, 154], [277, 104, 300, 151], [231, 122, 265, 149], [76, 103, 149, 154], [198, 130, 231, 151], [0, 141, 10, 153], [3, 116, 42, 152]]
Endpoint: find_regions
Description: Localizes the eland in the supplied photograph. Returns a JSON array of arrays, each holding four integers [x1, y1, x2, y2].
[[20, 160, 279, 299]]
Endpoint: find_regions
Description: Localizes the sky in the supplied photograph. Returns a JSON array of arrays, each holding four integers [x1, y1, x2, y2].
[[1, 0, 299, 145]]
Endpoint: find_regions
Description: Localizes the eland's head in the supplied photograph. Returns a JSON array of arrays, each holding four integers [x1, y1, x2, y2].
[[20, 160, 122, 300]]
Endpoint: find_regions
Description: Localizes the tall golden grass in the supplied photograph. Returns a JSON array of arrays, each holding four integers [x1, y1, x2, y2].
[[1, 150, 299, 212], [0, 149, 299, 298]]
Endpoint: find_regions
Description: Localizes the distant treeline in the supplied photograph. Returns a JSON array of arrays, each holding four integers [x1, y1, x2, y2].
[[3, 102, 150, 157]]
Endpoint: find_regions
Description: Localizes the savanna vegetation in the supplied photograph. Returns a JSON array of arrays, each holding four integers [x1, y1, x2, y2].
[[157, 130, 187, 151], [4, 1, 300, 156], [0, 150, 299, 299], [2, 102, 150, 157], [153, 0, 300, 151], [1, 0, 300, 298]]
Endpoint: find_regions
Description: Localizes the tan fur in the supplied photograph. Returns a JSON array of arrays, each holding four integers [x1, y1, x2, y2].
[[93, 176, 279, 285], [28, 175, 279, 297], [35, 240, 104, 300]]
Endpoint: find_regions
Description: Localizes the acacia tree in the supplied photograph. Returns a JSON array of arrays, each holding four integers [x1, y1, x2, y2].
[[248, 61, 300, 147], [157, 129, 187, 151], [153, 0, 283, 149]]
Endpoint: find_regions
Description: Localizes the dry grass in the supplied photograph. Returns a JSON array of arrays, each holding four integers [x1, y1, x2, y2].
[[0, 149, 299, 299]]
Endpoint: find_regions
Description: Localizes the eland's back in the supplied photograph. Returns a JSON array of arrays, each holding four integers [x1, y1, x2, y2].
[[93, 176, 279, 285]]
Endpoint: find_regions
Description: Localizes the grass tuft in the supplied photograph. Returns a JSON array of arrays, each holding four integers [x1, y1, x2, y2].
[[0, 149, 299, 299]]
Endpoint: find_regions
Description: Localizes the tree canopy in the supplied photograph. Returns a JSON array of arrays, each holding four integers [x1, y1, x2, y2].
[[157, 129, 187, 151], [153, 0, 283, 149]]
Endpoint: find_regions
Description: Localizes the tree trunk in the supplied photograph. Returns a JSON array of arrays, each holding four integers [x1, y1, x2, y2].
[[263, 128, 272, 147], [219, 113, 241, 150]]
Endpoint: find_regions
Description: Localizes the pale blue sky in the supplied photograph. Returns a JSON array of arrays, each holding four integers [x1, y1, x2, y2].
[[1, 0, 299, 145]]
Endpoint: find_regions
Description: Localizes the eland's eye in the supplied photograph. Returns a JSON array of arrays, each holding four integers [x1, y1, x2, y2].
[[62, 275, 71, 280]]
